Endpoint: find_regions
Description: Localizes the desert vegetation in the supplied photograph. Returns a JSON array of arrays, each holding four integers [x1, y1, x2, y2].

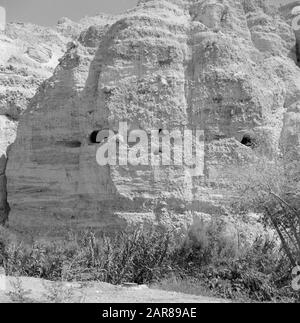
[[0, 217, 298, 303], [226, 156, 300, 267]]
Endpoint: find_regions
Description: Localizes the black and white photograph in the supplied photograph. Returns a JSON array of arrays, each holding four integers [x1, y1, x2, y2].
[[0, 0, 300, 308]]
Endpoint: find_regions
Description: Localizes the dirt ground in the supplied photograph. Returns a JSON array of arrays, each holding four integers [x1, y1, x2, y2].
[[0, 276, 228, 303]]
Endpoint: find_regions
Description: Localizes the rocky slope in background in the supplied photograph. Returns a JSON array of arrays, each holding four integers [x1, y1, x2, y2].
[[0, 13, 117, 123], [3, 0, 300, 240]]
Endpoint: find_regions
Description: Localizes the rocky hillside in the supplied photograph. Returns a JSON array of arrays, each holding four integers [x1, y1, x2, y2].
[[3, 0, 300, 238], [0, 14, 117, 224], [0, 22, 69, 224], [0, 14, 116, 123]]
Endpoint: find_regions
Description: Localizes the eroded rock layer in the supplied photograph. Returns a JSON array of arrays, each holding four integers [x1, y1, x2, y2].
[[6, 0, 300, 234], [0, 15, 116, 223]]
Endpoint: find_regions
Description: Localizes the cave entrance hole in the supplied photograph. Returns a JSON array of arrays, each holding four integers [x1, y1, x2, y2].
[[241, 134, 256, 148], [89, 129, 110, 145]]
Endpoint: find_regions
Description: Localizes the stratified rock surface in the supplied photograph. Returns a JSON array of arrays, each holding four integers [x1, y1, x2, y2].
[[0, 15, 115, 224], [0, 14, 116, 121], [0, 22, 68, 223], [5, 0, 300, 235]]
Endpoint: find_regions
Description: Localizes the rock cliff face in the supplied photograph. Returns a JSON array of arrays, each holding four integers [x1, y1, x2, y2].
[[0, 15, 116, 224], [5, 0, 300, 235], [0, 22, 68, 223]]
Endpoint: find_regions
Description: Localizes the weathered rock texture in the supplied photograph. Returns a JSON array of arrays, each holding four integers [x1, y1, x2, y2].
[[0, 14, 116, 121], [0, 22, 68, 223], [280, 1, 300, 65], [0, 15, 116, 224], [5, 0, 300, 235]]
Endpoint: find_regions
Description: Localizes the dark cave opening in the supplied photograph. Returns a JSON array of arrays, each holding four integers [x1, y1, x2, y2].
[[241, 134, 256, 148], [89, 130, 111, 145], [89, 131, 101, 144]]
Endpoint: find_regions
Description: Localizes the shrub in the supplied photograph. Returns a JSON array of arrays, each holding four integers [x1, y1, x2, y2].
[[224, 158, 300, 268], [174, 219, 239, 267], [2, 227, 173, 284], [0, 225, 298, 302]]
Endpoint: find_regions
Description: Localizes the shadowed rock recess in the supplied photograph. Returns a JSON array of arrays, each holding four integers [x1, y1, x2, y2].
[[2, 0, 300, 234]]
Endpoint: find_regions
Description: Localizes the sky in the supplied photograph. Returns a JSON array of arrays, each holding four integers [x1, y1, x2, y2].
[[0, 0, 138, 26], [0, 0, 298, 27]]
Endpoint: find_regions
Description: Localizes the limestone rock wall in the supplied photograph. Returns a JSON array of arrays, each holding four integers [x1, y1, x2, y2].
[[0, 22, 68, 223], [5, 0, 300, 233], [0, 15, 115, 224]]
